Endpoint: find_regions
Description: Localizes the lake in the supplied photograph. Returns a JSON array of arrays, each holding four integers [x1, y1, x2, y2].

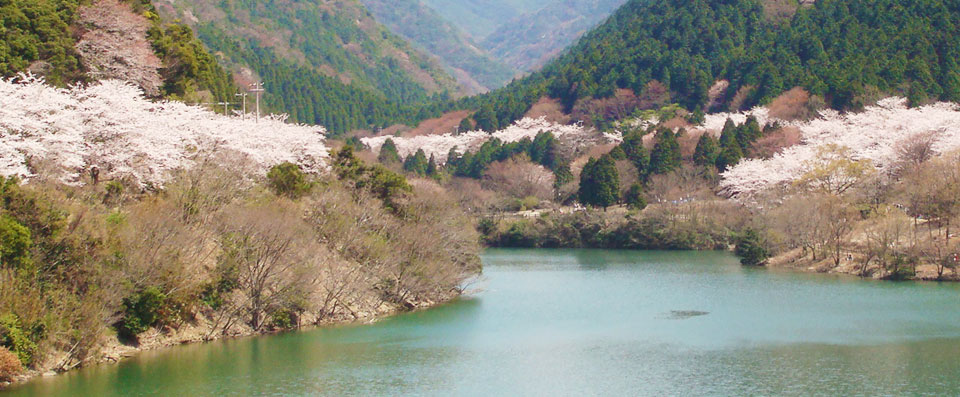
[[7, 249, 960, 396]]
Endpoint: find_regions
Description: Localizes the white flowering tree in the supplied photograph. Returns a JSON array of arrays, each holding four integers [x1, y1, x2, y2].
[[362, 117, 619, 163], [717, 98, 960, 197], [0, 75, 328, 186]]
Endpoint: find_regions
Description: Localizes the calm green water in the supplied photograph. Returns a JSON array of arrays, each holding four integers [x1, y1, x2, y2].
[[8, 249, 960, 396]]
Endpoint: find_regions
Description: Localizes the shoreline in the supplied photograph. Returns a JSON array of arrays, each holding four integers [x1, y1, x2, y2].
[[1, 294, 458, 391]]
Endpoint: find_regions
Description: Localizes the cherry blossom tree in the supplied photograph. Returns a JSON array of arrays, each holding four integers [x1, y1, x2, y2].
[[0, 75, 328, 187]]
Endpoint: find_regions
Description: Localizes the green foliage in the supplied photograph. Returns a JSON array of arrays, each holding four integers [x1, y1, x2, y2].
[[693, 133, 720, 166], [426, 154, 439, 178], [474, 104, 499, 132], [116, 287, 166, 341], [378, 138, 402, 165], [0, 314, 40, 365], [403, 149, 430, 176], [268, 309, 296, 331], [625, 183, 647, 210], [0, 0, 84, 86], [266, 162, 313, 199], [579, 155, 620, 209], [0, 215, 32, 271], [735, 229, 768, 266], [464, 0, 960, 129], [146, 22, 236, 103], [333, 146, 412, 210], [649, 128, 681, 175], [458, 118, 473, 134], [619, 130, 650, 178]]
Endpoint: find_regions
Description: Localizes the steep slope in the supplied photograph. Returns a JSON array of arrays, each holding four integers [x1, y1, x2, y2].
[[481, 0, 627, 71], [419, 0, 553, 39], [0, 0, 235, 103], [358, 0, 517, 93], [152, 0, 462, 103], [464, 0, 960, 130]]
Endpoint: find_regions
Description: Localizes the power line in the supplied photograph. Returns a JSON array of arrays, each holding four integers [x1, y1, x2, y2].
[[249, 82, 265, 123]]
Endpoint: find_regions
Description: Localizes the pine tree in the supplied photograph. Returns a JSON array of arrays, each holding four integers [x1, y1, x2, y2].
[[649, 128, 681, 175], [457, 118, 473, 135], [579, 155, 620, 210], [474, 104, 498, 132], [378, 138, 401, 165], [735, 229, 768, 266], [625, 183, 647, 210], [693, 133, 719, 166], [402, 149, 429, 176], [426, 154, 438, 177], [716, 120, 743, 171], [621, 131, 650, 177]]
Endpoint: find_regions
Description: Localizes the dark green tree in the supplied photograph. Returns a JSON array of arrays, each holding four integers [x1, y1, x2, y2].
[[378, 138, 402, 165], [457, 118, 473, 134], [693, 133, 719, 166], [402, 149, 429, 176], [649, 128, 681, 175], [426, 154, 438, 177], [473, 104, 498, 132], [624, 183, 647, 210], [579, 155, 620, 210], [735, 229, 769, 266], [620, 131, 650, 177]]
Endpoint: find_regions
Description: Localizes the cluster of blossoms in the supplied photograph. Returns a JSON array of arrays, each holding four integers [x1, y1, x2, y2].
[[0, 75, 328, 186], [717, 97, 960, 197], [362, 117, 617, 163]]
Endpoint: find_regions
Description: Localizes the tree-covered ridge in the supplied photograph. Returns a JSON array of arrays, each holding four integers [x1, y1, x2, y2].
[[194, 26, 452, 135], [0, 0, 236, 103], [0, 0, 84, 86], [358, 0, 517, 92], [467, 0, 960, 129], [159, 0, 461, 104]]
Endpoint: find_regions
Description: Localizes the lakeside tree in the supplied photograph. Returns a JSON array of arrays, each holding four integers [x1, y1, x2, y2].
[[579, 155, 620, 210], [735, 229, 768, 266]]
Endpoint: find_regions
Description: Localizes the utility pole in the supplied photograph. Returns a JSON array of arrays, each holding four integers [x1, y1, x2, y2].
[[236, 92, 247, 120], [215, 102, 230, 115], [249, 82, 265, 123]]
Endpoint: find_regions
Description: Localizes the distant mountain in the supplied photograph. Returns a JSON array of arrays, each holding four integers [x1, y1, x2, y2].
[[419, 0, 554, 40], [153, 0, 461, 102], [481, 0, 627, 71], [358, 0, 517, 93], [149, 0, 465, 133]]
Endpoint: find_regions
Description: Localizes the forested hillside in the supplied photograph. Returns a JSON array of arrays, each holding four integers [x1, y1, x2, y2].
[[481, 0, 627, 71], [465, 0, 960, 130], [0, 0, 235, 103], [419, 0, 554, 39], [358, 0, 517, 92], [152, 0, 465, 133]]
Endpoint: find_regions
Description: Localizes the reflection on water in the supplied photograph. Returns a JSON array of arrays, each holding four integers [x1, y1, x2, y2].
[[8, 249, 960, 396]]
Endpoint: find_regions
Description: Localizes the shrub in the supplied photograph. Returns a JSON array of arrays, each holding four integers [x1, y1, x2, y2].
[[116, 287, 166, 341], [266, 162, 313, 199], [269, 309, 296, 331], [0, 314, 38, 365], [0, 346, 21, 381], [0, 216, 32, 271]]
